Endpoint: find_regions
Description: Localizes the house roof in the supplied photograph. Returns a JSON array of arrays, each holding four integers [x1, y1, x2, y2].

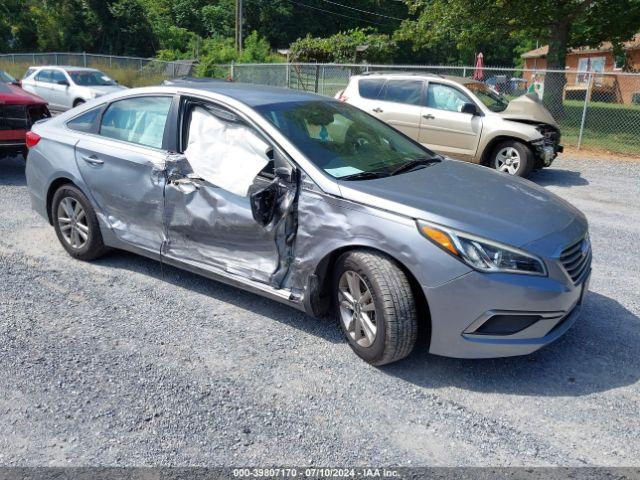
[[521, 33, 640, 59]]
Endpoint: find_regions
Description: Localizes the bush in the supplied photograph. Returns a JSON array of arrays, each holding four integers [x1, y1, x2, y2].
[[196, 31, 283, 78]]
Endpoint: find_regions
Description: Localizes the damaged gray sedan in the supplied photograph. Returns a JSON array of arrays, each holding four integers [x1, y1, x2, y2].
[[25, 83, 591, 365]]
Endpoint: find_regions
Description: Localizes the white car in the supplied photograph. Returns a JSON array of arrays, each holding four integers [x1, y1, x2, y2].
[[21, 66, 127, 112]]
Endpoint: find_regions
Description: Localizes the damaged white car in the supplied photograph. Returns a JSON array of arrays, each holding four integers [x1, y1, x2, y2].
[[25, 83, 590, 365]]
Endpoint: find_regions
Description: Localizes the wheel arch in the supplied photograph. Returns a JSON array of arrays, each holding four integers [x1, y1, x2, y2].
[[309, 245, 431, 344], [480, 135, 533, 166], [45, 177, 78, 225]]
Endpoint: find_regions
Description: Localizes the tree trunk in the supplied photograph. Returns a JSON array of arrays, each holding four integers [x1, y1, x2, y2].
[[543, 18, 570, 118]]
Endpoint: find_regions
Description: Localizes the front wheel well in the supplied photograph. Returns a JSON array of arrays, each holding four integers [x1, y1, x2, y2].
[[312, 246, 431, 345], [46, 177, 76, 224], [480, 136, 532, 166]]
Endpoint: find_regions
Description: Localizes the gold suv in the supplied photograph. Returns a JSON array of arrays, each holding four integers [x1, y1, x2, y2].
[[338, 73, 563, 177]]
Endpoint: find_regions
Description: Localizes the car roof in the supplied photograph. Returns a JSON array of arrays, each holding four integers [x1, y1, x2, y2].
[[28, 66, 100, 72], [357, 72, 482, 86], [172, 79, 327, 107]]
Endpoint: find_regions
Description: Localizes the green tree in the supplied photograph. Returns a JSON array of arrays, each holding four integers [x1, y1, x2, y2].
[[291, 28, 397, 63], [397, 0, 640, 112]]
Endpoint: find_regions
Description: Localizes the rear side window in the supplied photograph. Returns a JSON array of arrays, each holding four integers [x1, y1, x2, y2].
[[99, 96, 172, 149], [67, 107, 102, 133], [35, 70, 52, 83], [358, 78, 386, 100], [383, 80, 423, 106]]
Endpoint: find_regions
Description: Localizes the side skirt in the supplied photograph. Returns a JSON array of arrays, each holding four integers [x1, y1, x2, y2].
[[104, 235, 307, 313]]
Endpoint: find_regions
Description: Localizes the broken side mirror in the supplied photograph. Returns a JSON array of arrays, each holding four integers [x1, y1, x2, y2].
[[271, 148, 295, 183], [275, 166, 293, 183], [250, 183, 278, 226]]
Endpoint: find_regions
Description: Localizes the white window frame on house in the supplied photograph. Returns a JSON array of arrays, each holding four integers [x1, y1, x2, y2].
[[576, 56, 606, 85]]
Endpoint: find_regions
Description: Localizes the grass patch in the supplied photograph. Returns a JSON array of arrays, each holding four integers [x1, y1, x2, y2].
[[559, 100, 640, 156]]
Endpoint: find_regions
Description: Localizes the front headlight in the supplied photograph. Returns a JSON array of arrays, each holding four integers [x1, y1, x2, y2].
[[417, 220, 546, 276]]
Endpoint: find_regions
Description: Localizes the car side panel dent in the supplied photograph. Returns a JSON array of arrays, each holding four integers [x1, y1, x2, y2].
[[288, 173, 471, 314]]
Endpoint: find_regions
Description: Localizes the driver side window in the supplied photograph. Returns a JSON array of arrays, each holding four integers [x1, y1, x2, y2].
[[426, 83, 472, 112]]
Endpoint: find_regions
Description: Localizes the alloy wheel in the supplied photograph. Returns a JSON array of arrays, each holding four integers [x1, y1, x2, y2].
[[338, 270, 378, 348], [494, 146, 521, 175], [57, 197, 89, 249]]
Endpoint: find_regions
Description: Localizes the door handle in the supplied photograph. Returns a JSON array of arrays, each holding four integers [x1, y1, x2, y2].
[[81, 155, 104, 166], [170, 177, 202, 192], [423, 114, 436, 120], [372, 107, 384, 113]]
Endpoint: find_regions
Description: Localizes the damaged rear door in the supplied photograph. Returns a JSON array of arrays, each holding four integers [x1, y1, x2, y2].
[[74, 95, 174, 254], [162, 98, 298, 287]]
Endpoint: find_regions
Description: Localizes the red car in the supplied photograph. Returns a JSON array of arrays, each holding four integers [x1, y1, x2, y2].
[[0, 72, 51, 157]]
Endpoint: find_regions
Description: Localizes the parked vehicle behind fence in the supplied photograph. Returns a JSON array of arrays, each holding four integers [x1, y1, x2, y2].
[[21, 66, 127, 112], [338, 73, 563, 177], [0, 78, 50, 158], [25, 82, 590, 365]]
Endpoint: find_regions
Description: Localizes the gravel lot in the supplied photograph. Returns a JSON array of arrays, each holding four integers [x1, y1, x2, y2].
[[0, 154, 639, 467]]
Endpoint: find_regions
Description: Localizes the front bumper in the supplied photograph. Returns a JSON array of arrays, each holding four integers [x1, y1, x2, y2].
[[533, 142, 563, 167], [424, 269, 590, 358]]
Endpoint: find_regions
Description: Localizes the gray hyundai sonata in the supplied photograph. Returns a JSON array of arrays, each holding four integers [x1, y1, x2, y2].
[[25, 83, 591, 365]]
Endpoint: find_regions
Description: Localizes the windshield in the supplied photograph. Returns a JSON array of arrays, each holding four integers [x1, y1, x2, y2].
[[255, 100, 437, 180], [465, 83, 510, 112], [0, 70, 16, 83], [69, 70, 117, 86]]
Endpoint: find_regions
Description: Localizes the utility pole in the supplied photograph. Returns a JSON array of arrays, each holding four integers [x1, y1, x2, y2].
[[235, 0, 243, 53]]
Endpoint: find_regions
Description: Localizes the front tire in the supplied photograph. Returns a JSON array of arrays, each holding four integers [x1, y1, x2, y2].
[[491, 140, 533, 177], [52, 184, 108, 260], [334, 250, 418, 366]]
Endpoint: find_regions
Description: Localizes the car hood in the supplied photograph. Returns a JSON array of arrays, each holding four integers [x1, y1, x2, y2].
[[337, 159, 584, 248], [499, 93, 558, 127], [0, 82, 47, 105]]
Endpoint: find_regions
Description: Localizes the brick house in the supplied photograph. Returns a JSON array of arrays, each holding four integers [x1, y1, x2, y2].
[[520, 34, 640, 104]]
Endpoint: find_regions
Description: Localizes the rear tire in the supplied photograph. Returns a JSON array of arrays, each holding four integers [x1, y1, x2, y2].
[[333, 250, 418, 366], [51, 184, 108, 260], [490, 140, 533, 177], [73, 99, 85, 108]]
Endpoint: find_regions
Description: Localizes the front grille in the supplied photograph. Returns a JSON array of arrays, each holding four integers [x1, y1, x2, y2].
[[0, 104, 28, 131], [560, 235, 591, 284]]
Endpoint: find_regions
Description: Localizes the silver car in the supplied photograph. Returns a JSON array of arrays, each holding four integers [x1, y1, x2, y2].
[[21, 66, 127, 111], [25, 83, 591, 365]]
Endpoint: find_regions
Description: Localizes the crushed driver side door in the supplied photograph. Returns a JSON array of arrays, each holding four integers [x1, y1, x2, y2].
[[162, 98, 298, 288]]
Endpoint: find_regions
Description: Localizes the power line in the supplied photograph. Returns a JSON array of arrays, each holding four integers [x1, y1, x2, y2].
[[316, 0, 405, 21], [285, 0, 393, 27]]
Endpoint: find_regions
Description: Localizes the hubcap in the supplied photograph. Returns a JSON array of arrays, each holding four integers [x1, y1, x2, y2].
[[495, 147, 521, 175], [57, 197, 89, 249], [338, 271, 377, 348]]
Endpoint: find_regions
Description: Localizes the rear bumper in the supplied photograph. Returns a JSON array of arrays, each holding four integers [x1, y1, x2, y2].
[[424, 269, 589, 359]]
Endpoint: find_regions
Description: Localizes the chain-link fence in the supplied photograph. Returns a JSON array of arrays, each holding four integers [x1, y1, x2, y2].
[[231, 63, 640, 157], [1, 55, 639, 156], [0, 52, 195, 88]]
